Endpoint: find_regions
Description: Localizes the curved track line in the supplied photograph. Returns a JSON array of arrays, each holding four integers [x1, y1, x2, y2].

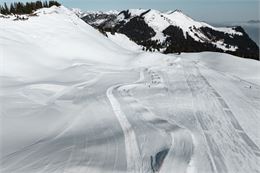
[[107, 85, 143, 173], [118, 68, 194, 173], [159, 131, 194, 173]]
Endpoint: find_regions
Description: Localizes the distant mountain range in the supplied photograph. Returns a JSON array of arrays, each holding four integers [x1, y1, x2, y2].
[[76, 9, 259, 60], [247, 20, 260, 24]]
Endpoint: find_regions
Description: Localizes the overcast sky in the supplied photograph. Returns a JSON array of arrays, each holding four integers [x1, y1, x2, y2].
[[1, 0, 259, 22]]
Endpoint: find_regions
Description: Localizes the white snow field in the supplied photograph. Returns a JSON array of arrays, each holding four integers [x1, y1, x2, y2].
[[1, 6, 260, 173]]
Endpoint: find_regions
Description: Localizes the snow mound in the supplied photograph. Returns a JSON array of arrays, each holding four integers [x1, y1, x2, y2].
[[0, 6, 136, 80], [1, 6, 260, 173]]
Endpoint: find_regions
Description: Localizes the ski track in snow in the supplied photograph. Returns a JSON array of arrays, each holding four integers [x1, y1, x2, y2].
[[1, 6, 260, 173], [107, 84, 143, 173], [1, 57, 260, 173], [184, 60, 260, 173], [113, 69, 194, 173]]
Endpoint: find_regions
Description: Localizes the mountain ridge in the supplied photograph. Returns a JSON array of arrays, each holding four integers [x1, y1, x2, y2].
[[81, 9, 259, 60]]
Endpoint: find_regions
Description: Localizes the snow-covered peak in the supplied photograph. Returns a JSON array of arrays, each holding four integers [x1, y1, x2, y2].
[[165, 10, 243, 36], [83, 10, 119, 16], [35, 5, 74, 16], [125, 9, 149, 16], [165, 9, 183, 15], [71, 8, 87, 18], [57, 8, 119, 18], [116, 8, 243, 41], [106, 10, 120, 15], [164, 10, 195, 24], [117, 8, 242, 35]]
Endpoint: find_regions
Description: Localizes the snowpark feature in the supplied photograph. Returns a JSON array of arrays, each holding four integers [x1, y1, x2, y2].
[[0, 6, 260, 173]]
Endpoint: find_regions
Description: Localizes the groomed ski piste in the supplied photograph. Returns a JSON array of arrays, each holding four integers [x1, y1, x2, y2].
[[0, 6, 260, 173]]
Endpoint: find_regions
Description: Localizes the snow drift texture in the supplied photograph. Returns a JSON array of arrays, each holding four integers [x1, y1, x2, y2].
[[1, 6, 260, 173]]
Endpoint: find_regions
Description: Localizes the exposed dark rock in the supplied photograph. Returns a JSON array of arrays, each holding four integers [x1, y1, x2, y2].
[[200, 26, 259, 60], [115, 16, 156, 44]]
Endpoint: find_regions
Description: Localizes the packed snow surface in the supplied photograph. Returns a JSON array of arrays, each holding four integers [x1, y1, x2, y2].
[[1, 6, 260, 173], [106, 32, 142, 52]]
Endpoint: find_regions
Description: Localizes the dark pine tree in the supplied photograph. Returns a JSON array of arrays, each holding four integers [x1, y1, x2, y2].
[[49, 1, 61, 7], [0, 1, 61, 15], [43, 1, 48, 8], [35, 1, 43, 9], [25, 2, 32, 14], [0, 5, 3, 14], [10, 3, 15, 14], [3, 2, 10, 15]]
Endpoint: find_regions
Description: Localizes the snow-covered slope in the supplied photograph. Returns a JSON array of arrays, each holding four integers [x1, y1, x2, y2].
[[1, 6, 260, 173], [0, 6, 135, 79], [106, 32, 142, 51], [71, 8, 87, 18]]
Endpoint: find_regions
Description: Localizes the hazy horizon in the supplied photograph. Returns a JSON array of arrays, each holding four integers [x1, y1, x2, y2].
[[0, 0, 259, 23]]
